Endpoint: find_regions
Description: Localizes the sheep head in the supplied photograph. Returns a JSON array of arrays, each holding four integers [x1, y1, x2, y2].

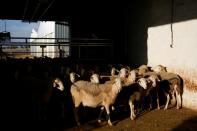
[[70, 72, 80, 83], [127, 70, 137, 83], [138, 65, 149, 75], [148, 75, 160, 87], [53, 78, 64, 91], [111, 67, 119, 76], [137, 78, 148, 89], [112, 78, 122, 93], [118, 68, 127, 78], [90, 73, 100, 84], [152, 65, 167, 73]]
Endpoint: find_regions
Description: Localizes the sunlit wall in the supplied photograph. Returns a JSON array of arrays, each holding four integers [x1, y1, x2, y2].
[[147, 20, 197, 70]]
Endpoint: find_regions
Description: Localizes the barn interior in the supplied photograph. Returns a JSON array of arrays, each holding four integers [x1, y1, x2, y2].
[[1, 0, 197, 130]]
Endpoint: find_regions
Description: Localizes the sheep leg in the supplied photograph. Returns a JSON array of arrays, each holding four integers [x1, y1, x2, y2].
[[175, 90, 181, 109], [73, 107, 80, 126], [129, 96, 136, 120], [111, 106, 115, 111], [149, 95, 152, 110], [98, 107, 105, 123], [104, 105, 113, 126], [170, 90, 176, 106], [156, 92, 160, 110], [164, 94, 170, 110]]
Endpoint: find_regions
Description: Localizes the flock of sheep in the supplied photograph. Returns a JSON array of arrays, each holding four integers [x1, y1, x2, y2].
[[54, 64, 183, 126], [0, 58, 183, 128]]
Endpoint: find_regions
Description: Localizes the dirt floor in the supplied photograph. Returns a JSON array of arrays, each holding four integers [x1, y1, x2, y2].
[[65, 107, 197, 131]]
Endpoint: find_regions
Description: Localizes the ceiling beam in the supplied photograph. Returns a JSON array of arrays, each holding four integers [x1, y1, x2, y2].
[[30, 2, 41, 21], [38, 0, 55, 20], [22, 0, 29, 20]]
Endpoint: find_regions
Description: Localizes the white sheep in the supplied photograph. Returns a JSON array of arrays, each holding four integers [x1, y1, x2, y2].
[[152, 65, 183, 110], [100, 67, 126, 81], [158, 72, 183, 110], [90, 73, 100, 84], [145, 74, 161, 110], [128, 77, 150, 120], [119, 74, 159, 120], [70, 77, 122, 126], [99, 69, 137, 114], [111, 67, 119, 76], [138, 65, 151, 76], [70, 72, 80, 83], [53, 78, 65, 91], [151, 65, 167, 73]]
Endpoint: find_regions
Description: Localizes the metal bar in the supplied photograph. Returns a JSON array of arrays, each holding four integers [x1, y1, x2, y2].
[[78, 46, 80, 59], [4, 51, 68, 53], [1, 37, 114, 59], [0, 42, 112, 46], [11, 37, 112, 41]]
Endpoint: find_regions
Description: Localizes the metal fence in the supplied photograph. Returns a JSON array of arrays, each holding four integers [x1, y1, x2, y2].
[[0, 37, 113, 59]]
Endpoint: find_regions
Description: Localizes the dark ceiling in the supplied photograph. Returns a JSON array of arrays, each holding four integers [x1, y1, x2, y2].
[[0, 0, 125, 22]]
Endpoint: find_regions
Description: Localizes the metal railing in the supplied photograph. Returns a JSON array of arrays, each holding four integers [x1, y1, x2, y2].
[[0, 37, 113, 59]]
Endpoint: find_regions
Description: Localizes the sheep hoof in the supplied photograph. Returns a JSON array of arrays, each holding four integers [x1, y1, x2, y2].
[[130, 117, 134, 120], [164, 107, 167, 110], [98, 119, 102, 123], [108, 120, 113, 126], [130, 115, 136, 120], [157, 107, 160, 110], [176, 106, 180, 109]]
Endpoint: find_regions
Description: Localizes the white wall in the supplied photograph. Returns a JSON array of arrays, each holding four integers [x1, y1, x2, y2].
[[37, 21, 55, 38], [147, 20, 197, 70]]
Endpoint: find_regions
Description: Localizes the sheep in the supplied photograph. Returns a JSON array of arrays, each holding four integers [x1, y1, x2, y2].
[[100, 67, 126, 82], [90, 73, 100, 84], [139, 71, 161, 110], [126, 77, 150, 120], [70, 77, 122, 126], [100, 68, 137, 112], [70, 71, 99, 84], [70, 72, 80, 83], [151, 65, 183, 109], [111, 67, 119, 77], [145, 74, 161, 110], [101, 68, 132, 86], [158, 72, 183, 110], [126, 75, 161, 120], [151, 65, 167, 73], [138, 65, 151, 76], [48, 78, 65, 122], [53, 78, 65, 91], [122, 69, 137, 87], [101, 69, 137, 112]]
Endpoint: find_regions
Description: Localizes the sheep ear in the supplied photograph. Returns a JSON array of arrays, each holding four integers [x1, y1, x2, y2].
[[147, 79, 151, 83], [115, 69, 120, 73], [76, 73, 80, 77], [90, 76, 93, 80], [137, 79, 141, 84]]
